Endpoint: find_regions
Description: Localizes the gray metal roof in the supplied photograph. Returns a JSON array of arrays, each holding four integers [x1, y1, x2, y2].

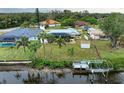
[[48, 28, 80, 36]]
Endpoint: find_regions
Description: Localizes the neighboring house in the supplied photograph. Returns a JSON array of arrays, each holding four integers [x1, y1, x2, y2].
[[0, 28, 42, 42], [48, 28, 80, 43], [48, 28, 80, 38], [82, 26, 105, 40], [75, 21, 88, 27], [88, 29, 105, 40], [40, 19, 61, 27]]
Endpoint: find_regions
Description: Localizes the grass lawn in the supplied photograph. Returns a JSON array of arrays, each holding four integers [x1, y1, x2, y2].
[[37, 40, 124, 69], [37, 40, 124, 61], [0, 47, 29, 60], [0, 40, 124, 69]]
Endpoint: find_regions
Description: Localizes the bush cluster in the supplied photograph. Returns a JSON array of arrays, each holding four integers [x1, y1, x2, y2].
[[31, 58, 72, 69]]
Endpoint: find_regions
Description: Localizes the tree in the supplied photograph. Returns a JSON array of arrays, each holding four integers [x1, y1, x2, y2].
[[30, 16, 37, 27], [38, 31, 49, 58], [55, 36, 66, 48], [20, 21, 30, 28], [81, 16, 97, 25], [63, 10, 72, 14], [35, 8, 40, 28], [16, 36, 30, 52], [83, 10, 89, 16], [28, 41, 42, 59], [62, 18, 76, 27], [99, 13, 124, 48], [118, 35, 124, 47], [29, 41, 42, 53]]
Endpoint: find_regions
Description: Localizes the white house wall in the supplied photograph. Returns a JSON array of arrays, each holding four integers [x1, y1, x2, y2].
[[48, 24, 61, 27], [29, 37, 38, 41]]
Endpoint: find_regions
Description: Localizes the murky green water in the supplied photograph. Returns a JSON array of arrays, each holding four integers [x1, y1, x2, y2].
[[0, 70, 123, 84]]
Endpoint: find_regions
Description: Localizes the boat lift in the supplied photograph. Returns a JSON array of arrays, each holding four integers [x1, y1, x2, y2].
[[72, 60, 113, 83]]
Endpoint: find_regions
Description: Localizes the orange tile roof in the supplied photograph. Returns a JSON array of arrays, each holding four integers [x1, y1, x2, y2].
[[40, 19, 60, 25], [46, 19, 60, 24]]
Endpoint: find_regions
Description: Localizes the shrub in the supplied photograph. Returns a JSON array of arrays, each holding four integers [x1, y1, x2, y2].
[[104, 58, 124, 70], [67, 47, 74, 56], [30, 58, 72, 69], [118, 35, 124, 47], [80, 16, 97, 25]]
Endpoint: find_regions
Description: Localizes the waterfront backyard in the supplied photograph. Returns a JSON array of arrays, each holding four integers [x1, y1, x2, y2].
[[0, 8, 124, 84], [0, 40, 124, 69]]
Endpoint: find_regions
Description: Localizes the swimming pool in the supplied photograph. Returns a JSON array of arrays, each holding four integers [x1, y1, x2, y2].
[[0, 42, 16, 47]]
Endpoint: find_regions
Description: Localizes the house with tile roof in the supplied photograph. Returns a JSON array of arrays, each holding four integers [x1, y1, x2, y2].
[[40, 19, 61, 27]]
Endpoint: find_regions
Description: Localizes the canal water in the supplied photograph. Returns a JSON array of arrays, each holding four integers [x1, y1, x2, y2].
[[0, 68, 124, 84]]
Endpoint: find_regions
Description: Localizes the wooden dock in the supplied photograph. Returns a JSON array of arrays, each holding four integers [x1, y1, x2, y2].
[[0, 60, 32, 64], [72, 60, 113, 74]]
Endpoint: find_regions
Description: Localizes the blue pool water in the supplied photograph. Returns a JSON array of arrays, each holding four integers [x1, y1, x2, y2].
[[0, 43, 16, 47]]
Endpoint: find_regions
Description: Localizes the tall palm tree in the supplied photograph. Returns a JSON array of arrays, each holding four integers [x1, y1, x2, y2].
[[35, 8, 40, 28], [38, 31, 48, 58], [16, 36, 30, 52]]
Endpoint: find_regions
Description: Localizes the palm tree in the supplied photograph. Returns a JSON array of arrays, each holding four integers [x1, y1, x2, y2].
[[55, 36, 66, 48], [16, 36, 30, 52], [38, 31, 49, 58], [35, 8, 40, 28]]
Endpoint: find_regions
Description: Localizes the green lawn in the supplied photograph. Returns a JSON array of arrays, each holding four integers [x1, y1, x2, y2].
[[37, 40, 124, 61], [1, 40, 124, 61], [37, 40, 124, 69], [0, 47, 29, 60], [0, 40, 124, 69]]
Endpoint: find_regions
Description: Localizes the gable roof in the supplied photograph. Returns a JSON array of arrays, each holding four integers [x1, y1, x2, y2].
[[40, 19, 60, 25], [47, 19, 60, 24]]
